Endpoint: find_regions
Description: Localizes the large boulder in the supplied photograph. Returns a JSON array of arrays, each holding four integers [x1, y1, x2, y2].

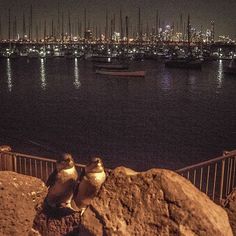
[[80, 167, 233, 236], [224, 190, 236, 235], [0, 171, 47, 236]]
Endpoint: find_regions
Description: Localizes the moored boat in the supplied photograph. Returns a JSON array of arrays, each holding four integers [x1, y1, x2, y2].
[[95, 63, 128, 70], [165, 57, 202, 70], [28, 48, 40, 58], [96, 70, 145, 77]]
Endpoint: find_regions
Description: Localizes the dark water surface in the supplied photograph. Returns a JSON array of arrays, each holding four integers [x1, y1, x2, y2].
[[0, 58, 236, 171]]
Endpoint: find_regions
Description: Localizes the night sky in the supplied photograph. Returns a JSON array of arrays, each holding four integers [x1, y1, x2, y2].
[[0, 0, 236, 38]]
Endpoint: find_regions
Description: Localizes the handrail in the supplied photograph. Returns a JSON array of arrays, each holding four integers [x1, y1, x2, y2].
[[3, 151, 57, 163], [176, 150, 236, 204], [176, 150, 236, 173], [0, 150, 85, 182], [1, 149, 236, 204]]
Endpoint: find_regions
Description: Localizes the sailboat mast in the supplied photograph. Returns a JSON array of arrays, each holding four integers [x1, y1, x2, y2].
[[110, 18, 113, 41], [125, 16, 129, 45], [0, 17, 2, 41], [51, 19, 54, 38], [36, 23, 39, 42], [61, 12, 64, 42], [23, 13, 26, 39], [84, 8, 87, 38], [68, 11, 71, 41], [105, 9, 108, 41], [187, 14, 191, 46], [119, 9, 123, 42], [15, 16, 17, 40], [57, 0, 60, 40], [8, 8, 11, 41], [44, 20, 47, 41], [155, 10, 159, 36], [77, 16, 80, 38], [180, 13, 183, 40], [30, 5, 33, 41], [138, 8, 141, 42]]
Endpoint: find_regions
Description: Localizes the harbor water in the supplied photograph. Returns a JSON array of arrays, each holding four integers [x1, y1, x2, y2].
[[0, 58, 236, 171]]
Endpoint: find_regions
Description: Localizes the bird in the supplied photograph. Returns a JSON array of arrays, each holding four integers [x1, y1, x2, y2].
[[45, 153, 78, 209], [72, 156, 106, 214]]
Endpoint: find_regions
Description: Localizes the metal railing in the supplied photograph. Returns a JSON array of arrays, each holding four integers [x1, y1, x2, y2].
[[1, 149, 236, 204], [0, 151, 85, 182], [176, 150, 236, 205]]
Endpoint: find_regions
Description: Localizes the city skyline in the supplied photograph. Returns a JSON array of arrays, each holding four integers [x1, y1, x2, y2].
[[0, 0, 235, 39]]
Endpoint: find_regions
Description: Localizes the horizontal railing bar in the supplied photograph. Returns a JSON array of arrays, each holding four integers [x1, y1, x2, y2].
[[1, 151, 57, 163], [176, 150, 236, 173], [0, 151, 86, 171]]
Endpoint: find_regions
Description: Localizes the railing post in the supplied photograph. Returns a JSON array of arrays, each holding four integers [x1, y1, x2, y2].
[[206, 165, 210, 195], [232, 156, 236, 189], [13, 155, 17, 172], [0, 146, 13, 171], [199, 167, 203, 191], [5, 153, 14, 171], [220, 160, 225, 203], [212, 163, 218, 201], [228, 158, 233, 195], [0, 153, 2, 171]]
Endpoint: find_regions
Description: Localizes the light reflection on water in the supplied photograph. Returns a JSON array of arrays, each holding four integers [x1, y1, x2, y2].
[[1, 59, 236, 171], [188, 74, 197, 91], [161, 71, 172, 91], [40, 58, 46, 90], [217, 59, 223, 89], [73, 58, 81, 89], [7, 58, 12, 92]]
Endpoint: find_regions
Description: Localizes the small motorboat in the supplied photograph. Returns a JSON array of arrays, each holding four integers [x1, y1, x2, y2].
[[94, 63, 129, 70], [96, 70, 145, 77]]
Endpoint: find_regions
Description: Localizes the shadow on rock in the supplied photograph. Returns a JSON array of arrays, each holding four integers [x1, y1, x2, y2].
[[33, 202, 82, 236]]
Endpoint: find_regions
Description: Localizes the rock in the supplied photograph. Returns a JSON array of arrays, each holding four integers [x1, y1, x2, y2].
[[33, 204, 82, 236], [80, 167, 233, 236], [224, 190, 236, 235], [0, 171, 47, 236]]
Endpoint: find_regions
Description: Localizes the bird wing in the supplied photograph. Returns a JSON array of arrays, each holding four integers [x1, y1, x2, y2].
[[73, 169, 85, 196], [79, 167, 86, 181], [46, 169, 58, 187]]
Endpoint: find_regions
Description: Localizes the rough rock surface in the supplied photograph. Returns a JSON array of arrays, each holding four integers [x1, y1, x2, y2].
[[33, 204, 82, 236], [0, 171, 47, 236], [224, 190, 236, 235], [2, 168, 233, 236], [80, 167, 233, 236]]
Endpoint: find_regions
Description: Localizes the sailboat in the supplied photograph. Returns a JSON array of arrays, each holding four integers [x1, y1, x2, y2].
[[165, 14, 202, 70]]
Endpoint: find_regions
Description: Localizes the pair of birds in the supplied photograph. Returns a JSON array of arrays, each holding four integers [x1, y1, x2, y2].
[[45, 153, 106, 214]]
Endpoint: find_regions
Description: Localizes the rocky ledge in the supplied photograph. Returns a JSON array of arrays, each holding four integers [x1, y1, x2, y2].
[[0, 171, 47, 236], [0, 169, 234, 236]]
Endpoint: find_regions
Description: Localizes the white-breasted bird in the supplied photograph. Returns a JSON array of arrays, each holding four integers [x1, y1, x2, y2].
[[72, 157, 106, 214], [45, 153, 78, 209]]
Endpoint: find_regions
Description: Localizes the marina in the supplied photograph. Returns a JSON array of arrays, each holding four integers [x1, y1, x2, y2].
[[0, 1, 235, 171]]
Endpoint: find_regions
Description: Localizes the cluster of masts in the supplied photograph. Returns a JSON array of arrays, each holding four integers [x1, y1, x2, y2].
[[0, 6, 216, 44]]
